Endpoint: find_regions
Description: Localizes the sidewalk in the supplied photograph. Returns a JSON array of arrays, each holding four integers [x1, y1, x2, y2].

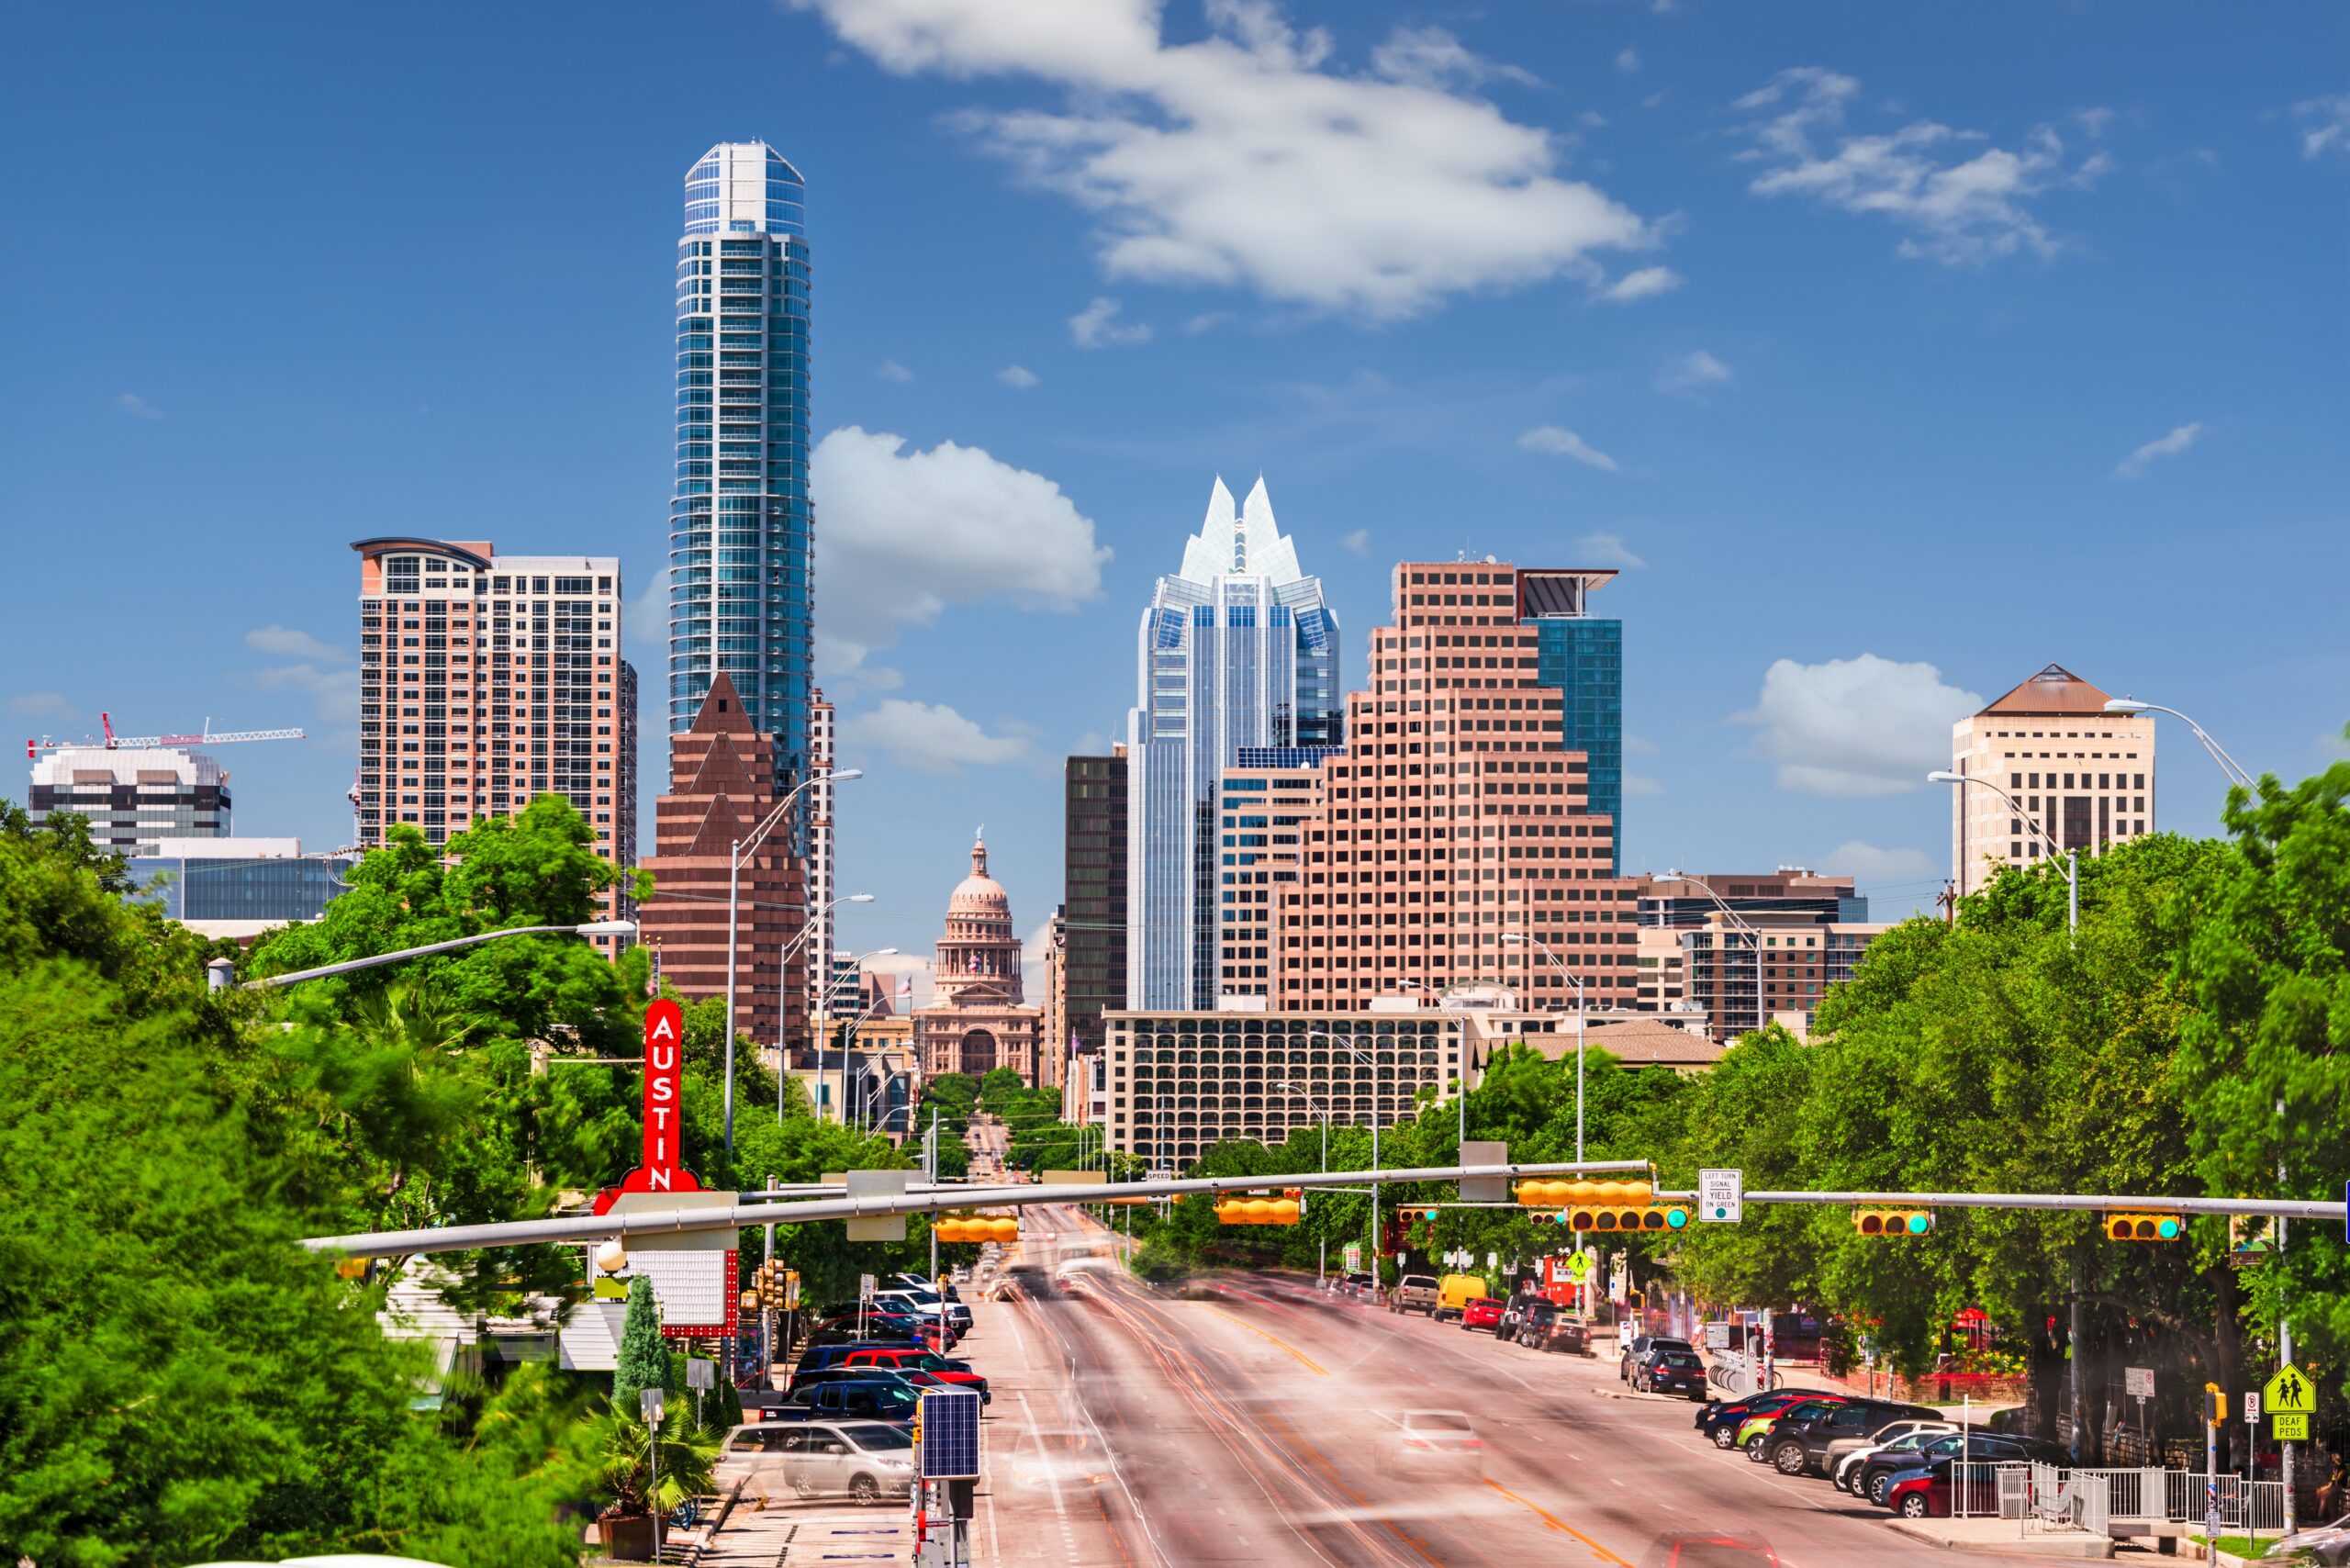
[[693, 1496, 911, 1565], [1885, 1517, 2115, 1559]]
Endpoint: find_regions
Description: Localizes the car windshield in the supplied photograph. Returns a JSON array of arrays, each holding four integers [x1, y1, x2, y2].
[[842, 1423, 914, 1450], [1470, 1298, 1501, 1309], [1661, 1352, 1702, 1368]]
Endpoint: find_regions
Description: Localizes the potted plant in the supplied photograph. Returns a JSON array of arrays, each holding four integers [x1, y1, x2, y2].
[[592, 1408, 719, 1561]]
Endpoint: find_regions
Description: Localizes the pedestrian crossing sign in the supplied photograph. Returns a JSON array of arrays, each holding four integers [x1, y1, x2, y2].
[[2263, 1364, 2315, 1414]]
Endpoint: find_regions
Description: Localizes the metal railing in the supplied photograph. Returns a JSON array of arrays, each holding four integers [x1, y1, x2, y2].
[[2163, 1470, 2287, 1533]]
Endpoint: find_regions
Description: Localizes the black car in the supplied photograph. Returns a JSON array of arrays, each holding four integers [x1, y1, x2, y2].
[[785, 1365, 918, 1398], [1694, 1387, 1838, 1445], [1622, 1335, 1696, 1385], [1852, 1431, 2059, 1506], [1518, 1301, 1593, 1355], [1760, 1398, 1937, 1476], [769, 1378, 922, 1425], [1638, 1349, 1709, 1400]]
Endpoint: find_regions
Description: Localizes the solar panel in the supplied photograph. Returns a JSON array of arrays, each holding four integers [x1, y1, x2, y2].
[[919, 1387, 982, 1480]]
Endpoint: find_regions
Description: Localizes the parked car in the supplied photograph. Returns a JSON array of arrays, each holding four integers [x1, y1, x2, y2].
[[833, 1346, 991, 1403], [1435, 1274, 1490, 1323], [1638, 1349, 1710, 1400], [786, 1365, 919, 1398], [769, 1378, 921, 1425], [1734, 1398, 1849, 1460], [888, 1271, 960, 1303], [1517, 1300, 1594, 1356], [800, 1339, 930, 1371], [1761, 1399, 1939, 1476], [2270, 1513, 2350, 1567], [1460, 1296, 1505, 1332], [872, 1287, 974, 1333], [1392, 1274, 1440, 1316], [1694, 1387, 1840, 1448], [1494, 1296, 1537, 1344], [1828, 1422, 1958, 1492], [1621, 1334, 1696, 1384], [1856, 1432, 2060, 1507], [717, 1419, 917, 1504]]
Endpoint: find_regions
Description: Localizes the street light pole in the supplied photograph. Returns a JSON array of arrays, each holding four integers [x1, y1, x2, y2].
[[1310, 1030, 1379, 1286], [1929, 771, 2076, 934], [225, 920, 637, 990], [1662, 870, 1768, 1040], [2102, 699, 2255, 790], [723, 768, 863, 1159]]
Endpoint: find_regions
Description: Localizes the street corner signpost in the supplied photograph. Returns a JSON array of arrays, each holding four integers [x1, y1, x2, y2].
[[2265, 1363, 2315, 1442], [1697, 1168, 1743, 1224]]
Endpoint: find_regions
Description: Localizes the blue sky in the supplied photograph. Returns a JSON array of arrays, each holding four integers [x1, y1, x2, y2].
[[4, 2, 2344, 987]]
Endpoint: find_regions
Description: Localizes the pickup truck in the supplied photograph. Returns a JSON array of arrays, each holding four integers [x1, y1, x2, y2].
[[1391, 1274, 1439, 1315]]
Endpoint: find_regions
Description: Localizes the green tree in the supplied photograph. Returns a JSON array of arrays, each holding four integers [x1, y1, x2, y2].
[[611, 1276, 671, 1421]]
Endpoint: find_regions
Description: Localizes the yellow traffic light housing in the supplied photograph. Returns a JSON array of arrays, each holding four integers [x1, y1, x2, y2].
[[1514, 1179, 1684, 1232], [2105, 1213, 2184, 1242], [2204, 1383, 2226, 1426], [1214, 1190, 1303, 1226], [934, 1213, 1022, 1244], [1852, 1207, 1934, 1237]]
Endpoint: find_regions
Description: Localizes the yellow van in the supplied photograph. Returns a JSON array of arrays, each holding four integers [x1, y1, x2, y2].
[[1436, 1274, 1490, 1322]]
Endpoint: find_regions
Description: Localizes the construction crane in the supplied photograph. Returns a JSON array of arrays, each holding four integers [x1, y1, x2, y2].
[[27, 712, 306, 759]]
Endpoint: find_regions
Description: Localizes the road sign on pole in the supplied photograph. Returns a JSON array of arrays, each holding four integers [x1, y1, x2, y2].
[[2274, 1412, 2310, 1440], [2244, 1392, 2261, 1423], [1561, 1249, 1595, 1287], [2263, 1364, 2315, 1414], [2124, 1366, 2154, 1399], [1698, 1169, 1743, 1224]]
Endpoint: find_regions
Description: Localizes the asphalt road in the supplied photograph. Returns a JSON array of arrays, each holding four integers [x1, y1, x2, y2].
[[969, 1205, 2103, 1568]]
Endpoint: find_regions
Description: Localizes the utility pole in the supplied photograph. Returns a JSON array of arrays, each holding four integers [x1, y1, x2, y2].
[[762, 1171, 777, 1382]]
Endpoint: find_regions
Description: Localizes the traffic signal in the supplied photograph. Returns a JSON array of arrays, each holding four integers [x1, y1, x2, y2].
[[1214, 1190, 1303, 1226], [2204, 1383, 2226, 1426], [1852, 1207, 1934, 1237], [744, 1260, 800, 1310], [934, 1214, 1021, 1244], [1513, 1180, 1687, 1231], [2105, 1213, 2184, 1242]]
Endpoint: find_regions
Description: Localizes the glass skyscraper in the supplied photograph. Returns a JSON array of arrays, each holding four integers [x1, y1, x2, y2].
[[1524, 569, 1624, 875], [666, 142, 814, 801], [1125, 478, 1341, 1009]]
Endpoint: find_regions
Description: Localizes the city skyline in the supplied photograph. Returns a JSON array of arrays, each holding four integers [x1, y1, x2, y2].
[[4, 3, 2344, 996]]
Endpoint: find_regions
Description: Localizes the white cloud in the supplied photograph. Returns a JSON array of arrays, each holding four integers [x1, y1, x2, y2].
[[1572, 530, 1645, 568], [113, 392, 164, 420], [2115, 420, 2206, 479], [877, 358, 915, 382], [251, 663, 362, 726], [843, 699, 1035, 776], [625, 566, 669, 653], [2074, 106, 2115, 140], [1623, 733, 1660, 756], [2294, 95, 2350, 158], [812, 425, 1112, 678], [1578, 109, 1609, 129], [8, 692, 76, 721], [1732, 654, 1983, 799], [1656, 349, 1734, 396], [1816, 840, 1936, 886], [1341, 528, 1369, 556], [1598, 265, 1681, 304], [1732, 66, 2110, 264], [245, 626, 347, 664], [1069, 296, 1152, 349], [1615, 48, 1640, 74], [1623, 773, 1664, 797], [788, 0, 1656, 319], [1369, 25, 1539, 90], [1183, 310, 1236, 333], [995, 364, 1040, 387], [1518, 425, 1619, 472]]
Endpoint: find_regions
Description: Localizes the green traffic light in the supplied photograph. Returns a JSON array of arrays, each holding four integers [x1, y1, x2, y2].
[[2157, 1217, 2180, 1239], [1906, 1213, 1930, 1235], [1666, 1207, 1688, 1229]]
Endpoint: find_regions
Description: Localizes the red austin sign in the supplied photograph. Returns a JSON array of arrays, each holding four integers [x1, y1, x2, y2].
[[591, 999, 703, 1214]]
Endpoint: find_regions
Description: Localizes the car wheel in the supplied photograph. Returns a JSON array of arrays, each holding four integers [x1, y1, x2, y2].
[[1712, 1427, 1737, 1450], [1744, 1435, 1771, 1462], [850, 1473, 881, 1505], [1897, 1493, 1929, 1519], [1868, 1474, 1892, 1506], [1773, 1443, 1807, 1476]]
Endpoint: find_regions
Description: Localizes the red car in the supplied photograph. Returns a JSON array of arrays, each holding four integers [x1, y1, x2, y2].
[[1460, 1296, 1505, 1332], [1885, 1462, 1961, 1518]]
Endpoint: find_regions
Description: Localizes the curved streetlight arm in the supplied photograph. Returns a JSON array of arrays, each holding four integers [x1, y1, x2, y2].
[[1930, 772, 2078, 934], [238, 922, 633, 990], [2106, 700, 2254, 789]]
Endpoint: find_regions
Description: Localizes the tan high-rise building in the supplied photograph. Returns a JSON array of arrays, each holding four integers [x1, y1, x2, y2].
[[1214, 756, 1327, 1006], [1949, 665, 2155, 899], [352, 537, 637, 948], [1270, 562, 1639, 1014]]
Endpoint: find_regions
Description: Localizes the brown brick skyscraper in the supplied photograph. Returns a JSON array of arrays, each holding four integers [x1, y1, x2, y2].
[[637, 674, 807, 1050], [1272, 562, 1638, 1013]]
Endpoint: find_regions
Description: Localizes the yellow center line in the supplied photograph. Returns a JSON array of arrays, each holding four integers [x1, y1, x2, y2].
[[1483, 1478, 1632, 1566], [1203, 1306, 1329, 1375]]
